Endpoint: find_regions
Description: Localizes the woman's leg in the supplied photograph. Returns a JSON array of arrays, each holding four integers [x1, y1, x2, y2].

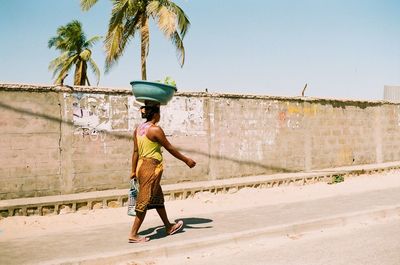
[[129, 210, 147, 240], [156, 207, 172, 229], [156, 207, 183, 235], [129, 158, 152, 241]]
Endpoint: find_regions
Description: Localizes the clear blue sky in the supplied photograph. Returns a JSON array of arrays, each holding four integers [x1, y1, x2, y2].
[[0, 0, 399, 100]]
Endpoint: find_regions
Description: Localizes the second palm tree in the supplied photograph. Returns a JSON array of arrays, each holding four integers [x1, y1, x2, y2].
[[48, 20, 101, 86]]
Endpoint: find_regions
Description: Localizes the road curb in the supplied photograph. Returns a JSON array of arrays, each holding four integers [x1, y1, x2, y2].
[[51, 204, 400, 265], [2, 162, 400, 218]]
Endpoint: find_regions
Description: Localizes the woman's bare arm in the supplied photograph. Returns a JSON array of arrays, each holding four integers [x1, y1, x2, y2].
[[149, 126, 196, 168], [131, 128, 139, 178]]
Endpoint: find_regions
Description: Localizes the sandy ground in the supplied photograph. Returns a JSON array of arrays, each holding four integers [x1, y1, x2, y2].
[[1, 171, 400, 242], [150, 216, 400, 265]]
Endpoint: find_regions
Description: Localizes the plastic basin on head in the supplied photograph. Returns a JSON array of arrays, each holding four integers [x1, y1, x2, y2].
[[130, 80, 177, 105]]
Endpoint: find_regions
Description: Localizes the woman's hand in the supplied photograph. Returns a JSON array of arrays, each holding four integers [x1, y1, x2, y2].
[[130, 171, 137, 179], [185, 158, 196, 168]]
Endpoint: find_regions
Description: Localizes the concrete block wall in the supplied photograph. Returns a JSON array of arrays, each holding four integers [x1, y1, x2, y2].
[[1, 83, 400, 199], [381, 104, 400, 161], [0, 90, 62, 199]]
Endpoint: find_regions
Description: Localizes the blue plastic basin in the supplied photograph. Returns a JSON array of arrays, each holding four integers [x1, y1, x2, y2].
[[130, 80, 177, 105]]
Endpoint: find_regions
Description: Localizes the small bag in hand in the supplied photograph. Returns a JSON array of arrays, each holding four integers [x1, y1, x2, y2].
[[127, 178, 139, 216]]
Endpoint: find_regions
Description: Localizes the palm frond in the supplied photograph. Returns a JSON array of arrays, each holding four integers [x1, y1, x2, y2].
[[48, 36, 58, 49], [147, 0, 188, 67], [169, 2, 190, 38], [103, 0, 133, 72], [170, 31, 185, 67], [48, 52, 70, 72], [155, 5, 177, 37], [49, 20, 85, 52], [53, 54, 79, 84], [108, 0, 131, 31], [113, 12, 142, 62], [120, 11, 142, 50], [80, 0, 99, 11], [104, 24, 124, 72], [147, 1, 160, 17], [88, 58, 101, 85], [48, 35, 67, 51], [85, 35, 102, 48]]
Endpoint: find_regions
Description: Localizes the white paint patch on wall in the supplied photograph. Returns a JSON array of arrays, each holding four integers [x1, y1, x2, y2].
[[127, 96, 143, 131], [73, 105, 99, 128], [72, 93, 112, 134], [63, 93, 70, 119], [161, 97, 206, 136]]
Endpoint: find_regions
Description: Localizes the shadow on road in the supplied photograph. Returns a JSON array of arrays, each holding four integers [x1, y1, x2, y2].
[[139, 217, 213, 240]]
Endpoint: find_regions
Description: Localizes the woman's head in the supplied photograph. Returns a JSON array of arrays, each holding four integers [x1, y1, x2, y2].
[[140, 105, 160, 122]]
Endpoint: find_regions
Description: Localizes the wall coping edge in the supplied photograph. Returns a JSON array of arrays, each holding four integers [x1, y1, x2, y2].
[[0, 83, 398, 106]]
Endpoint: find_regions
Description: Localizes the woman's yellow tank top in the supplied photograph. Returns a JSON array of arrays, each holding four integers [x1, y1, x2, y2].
[[136, 123, 163, 162]]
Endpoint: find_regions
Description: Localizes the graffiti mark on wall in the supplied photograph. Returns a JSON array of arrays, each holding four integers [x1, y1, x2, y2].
[[71, 93, 114, 140], [278, 110, 302, 130], [278, 112, 286, 127], [287, 119, 301, 129], [287, 105, 318, 116], [277, 103, 319, 130], [73, 102, 112, 136]]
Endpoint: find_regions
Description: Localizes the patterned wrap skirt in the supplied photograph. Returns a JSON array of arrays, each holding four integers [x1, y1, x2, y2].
[[135, 157, 165, 213]]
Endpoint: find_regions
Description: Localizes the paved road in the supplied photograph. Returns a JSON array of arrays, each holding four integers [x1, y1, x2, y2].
[[1, 172, 400, 265], [154, 218, 400, 265], [1, 187, 399, 265]]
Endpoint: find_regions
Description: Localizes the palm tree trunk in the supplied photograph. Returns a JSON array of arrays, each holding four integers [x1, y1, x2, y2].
[[74, 61, 88, 86], [81, 62, 87, 86], [74, 62, 82, 85], [140, 17, 149, 80]]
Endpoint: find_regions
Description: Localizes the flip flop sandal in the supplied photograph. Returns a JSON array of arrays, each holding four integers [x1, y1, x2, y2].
[[128, 237, 150, 243], [168, 220, 184, 235]]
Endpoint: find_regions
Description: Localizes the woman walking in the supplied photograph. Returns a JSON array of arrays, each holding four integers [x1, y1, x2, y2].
[[129, 104, 196, 243]]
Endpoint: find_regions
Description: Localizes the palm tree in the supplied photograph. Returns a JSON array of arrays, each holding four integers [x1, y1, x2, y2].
[[80, 0, 190, 80], [48, 20, 101, 86]]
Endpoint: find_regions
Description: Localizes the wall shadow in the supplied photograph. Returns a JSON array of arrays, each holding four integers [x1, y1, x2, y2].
[[0, 101, 295, 173]]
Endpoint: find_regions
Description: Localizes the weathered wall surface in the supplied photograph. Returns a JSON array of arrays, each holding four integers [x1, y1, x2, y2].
[[1, 83, 400, 199]]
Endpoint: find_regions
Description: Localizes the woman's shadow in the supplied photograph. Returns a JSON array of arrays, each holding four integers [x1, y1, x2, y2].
[[139, 217, 213, 240]]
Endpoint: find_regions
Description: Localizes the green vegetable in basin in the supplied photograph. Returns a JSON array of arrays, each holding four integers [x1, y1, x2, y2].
[[130, 80, 177, 105]]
